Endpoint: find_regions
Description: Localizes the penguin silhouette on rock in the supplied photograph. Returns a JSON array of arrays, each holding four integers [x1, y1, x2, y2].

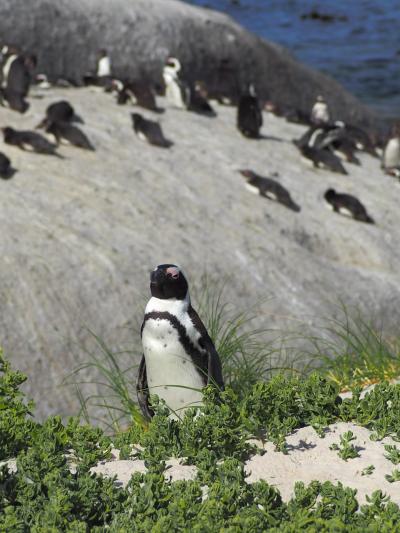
[[137, 264, 224, 419], [237, 84, 263, 138]]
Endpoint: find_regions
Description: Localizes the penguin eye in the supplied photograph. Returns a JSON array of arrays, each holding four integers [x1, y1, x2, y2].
[[166, 266, 180, 279]]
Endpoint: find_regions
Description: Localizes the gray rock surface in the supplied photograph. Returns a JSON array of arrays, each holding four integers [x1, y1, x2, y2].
[[0, 0, 385, 133], [1, 85, 400, 419]]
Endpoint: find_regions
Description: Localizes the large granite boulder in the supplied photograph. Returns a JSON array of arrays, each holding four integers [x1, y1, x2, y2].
[[0, 0, 385, 133]]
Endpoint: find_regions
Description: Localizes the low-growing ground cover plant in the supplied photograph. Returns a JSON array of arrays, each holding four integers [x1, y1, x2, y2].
[[1, 350, 400, 530]]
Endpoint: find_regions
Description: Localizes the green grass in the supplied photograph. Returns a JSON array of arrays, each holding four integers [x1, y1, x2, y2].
[[303, 305, 400, 391]]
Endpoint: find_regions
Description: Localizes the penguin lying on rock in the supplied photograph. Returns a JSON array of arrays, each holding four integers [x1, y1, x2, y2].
[[240, 169, 301, 212], [299, 144, 348, 174], [36, 100, 84, 129], [0, 152, 17, 179], [324, 189, 374, 224], [112, 79, 164, 113], [1, 127, 63, 158], [131, 113, 172, 148], [45, 121, 95, 151], [137, 264, 224, 419]]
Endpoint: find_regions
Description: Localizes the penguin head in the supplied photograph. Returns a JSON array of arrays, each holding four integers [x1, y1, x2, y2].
[[131, 113, 143, 126], [150, 264, 188, 300], [165, 57, 181, 73], [324, 188, 336, 201], [1, 127, 14, 140], [239, 169, 255, 182]]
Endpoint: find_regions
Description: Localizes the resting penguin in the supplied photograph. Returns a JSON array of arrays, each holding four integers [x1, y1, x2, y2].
[[1, 127, 63, 158], [162, 57, 190, 109], [324, 189, 374, 224], [36, 100, 84, 129], [45, 122, 95, 151], [137, 264, 224, 419], [240, 169, 301, 212], [299, 144, 348, 175], [237, 85, 263, 139], [187, 82, 216, 117], [112, 79, 163, 113], [382, 123, 400, 177], [131, 113, 172, 148], [0, 152, 17, 179]]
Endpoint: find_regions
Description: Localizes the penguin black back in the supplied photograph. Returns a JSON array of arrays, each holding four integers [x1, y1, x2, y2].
[[2, 126, 63, 157], [324, 189, 374, 224], [131, 113, 172, 148], [237, 85, 263, 138], [240, 169, 300, 212], [46, 121, 95, 151]]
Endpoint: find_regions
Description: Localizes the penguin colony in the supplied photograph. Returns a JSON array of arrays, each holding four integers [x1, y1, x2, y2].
[[0, 44, 394, 225], [1, 43, 397, 418]]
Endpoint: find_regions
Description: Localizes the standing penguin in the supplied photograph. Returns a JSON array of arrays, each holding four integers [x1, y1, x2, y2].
[[237, 85, 263, 139], [137, 264, 224, 419], [324, 189, 374, 224], [310, 95, 330, 125], [382, 123, 400, 177], [162, 57, 190, 109], [3, 52, 36, 112]]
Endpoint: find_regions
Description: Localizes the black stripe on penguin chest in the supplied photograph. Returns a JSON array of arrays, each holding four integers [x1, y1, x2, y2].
[[143, 311, 208, 385]]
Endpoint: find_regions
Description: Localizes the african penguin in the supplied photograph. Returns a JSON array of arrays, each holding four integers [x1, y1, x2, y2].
[[97, 49, 111, 78], [299, 144, 348, 174], [382, 123, 400, 177], [240, 169, 301, 212], [1, 127, 63, 158], [0, 88, 29, 113], [310, 95, 330, 125], [188, 83, 216, 117], [237, 85, 263, 139], [131, 113, 172, 148], [163, 57, 190, 109], [0, 152, 17, 179], [137, 264, 224, 419], [37, 100, 84, 129], [45, 122, 95, 151], [113, 79, 163, 113], [324, 189, 374, 224]]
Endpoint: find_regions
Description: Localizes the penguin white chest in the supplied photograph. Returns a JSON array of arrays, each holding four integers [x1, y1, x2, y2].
[[383, 139, 400, 168], [142, 318, 204, 417], [164, 77, 187, 109]]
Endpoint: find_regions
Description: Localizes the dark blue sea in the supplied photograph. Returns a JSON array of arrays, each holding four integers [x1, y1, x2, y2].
[[186, 0, 400, 117]]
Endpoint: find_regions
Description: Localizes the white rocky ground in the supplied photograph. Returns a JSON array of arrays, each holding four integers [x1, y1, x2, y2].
[[1, 86, 400, 418], [89, 422, 400, 505]]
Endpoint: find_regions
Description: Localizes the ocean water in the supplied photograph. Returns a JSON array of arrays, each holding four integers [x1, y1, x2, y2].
[[187, 0, 400, 117]]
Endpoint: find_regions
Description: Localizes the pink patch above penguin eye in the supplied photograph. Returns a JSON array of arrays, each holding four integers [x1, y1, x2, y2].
[[166, 266, 180, 279]]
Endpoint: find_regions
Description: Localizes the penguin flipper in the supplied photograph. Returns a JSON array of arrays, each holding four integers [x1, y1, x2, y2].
[[188, 306, 224, 390], [136, 354, 154, 420]]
